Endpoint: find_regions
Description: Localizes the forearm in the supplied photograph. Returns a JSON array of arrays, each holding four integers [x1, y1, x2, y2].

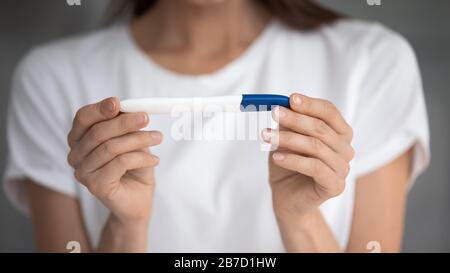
[[96, 214, 149, 253], [276, 209, 342, 253]]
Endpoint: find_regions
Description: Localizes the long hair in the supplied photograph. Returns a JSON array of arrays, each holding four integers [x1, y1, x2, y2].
[[106, 0, 342, 30]]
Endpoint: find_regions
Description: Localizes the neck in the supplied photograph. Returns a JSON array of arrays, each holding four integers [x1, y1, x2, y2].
[[132, 0, 271, 56]]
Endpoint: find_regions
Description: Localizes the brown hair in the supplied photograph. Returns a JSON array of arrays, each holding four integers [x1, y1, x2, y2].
[[107, 0, 342, 30]]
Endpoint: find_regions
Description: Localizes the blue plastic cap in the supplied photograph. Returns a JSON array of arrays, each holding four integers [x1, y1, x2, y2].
[[240, 94, 290, 112]]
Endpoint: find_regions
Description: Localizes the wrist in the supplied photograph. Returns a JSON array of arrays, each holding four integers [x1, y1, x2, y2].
[[273, 197, 317, 222], [97, 214, 150, 252], [108, 210, 150, 227], [275, 208, 321, 233], [275, 209, 342, 252], [109, 214, 149, 234]]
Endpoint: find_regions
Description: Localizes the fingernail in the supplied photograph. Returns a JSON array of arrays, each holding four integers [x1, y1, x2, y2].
[[273, 153, 285, 161], [262, 129, 273, 142], [150, 131, 162, 141], [293, 94, 302, 106], [103, 98, 116, 113], [276, 107, 286, 119], [136, 114, 148, 126], [152, 154, 160, 161], [273, 106, 284, 122]]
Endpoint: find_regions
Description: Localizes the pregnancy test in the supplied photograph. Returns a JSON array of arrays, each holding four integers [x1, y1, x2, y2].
[[120, 94, 290, 114]]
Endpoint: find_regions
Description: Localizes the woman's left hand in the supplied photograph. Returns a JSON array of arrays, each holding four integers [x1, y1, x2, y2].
[[262, 93, 354, 219]]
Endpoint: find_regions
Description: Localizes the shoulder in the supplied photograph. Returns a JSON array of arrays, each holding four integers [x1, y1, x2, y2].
[[14, 25, 125, 82], [323, 19, 417, 64], [11, 26, 127, 116], [275, 18, 416, 65]]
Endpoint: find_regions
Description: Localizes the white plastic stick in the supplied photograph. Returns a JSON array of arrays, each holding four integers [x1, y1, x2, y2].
[[120, 96, 242, 114]]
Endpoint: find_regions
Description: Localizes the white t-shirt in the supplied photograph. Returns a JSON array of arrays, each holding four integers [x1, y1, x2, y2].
[[4, 19, 430, 252]]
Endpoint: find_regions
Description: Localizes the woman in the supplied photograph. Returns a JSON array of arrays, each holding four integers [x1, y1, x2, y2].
[[4, 0, 429, 252]]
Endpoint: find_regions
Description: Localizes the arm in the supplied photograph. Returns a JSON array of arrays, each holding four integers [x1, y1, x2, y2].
[[276, 149, 411, 252], [27, 179, 150, 253], [26, 179, 91, 252], [266, 93, 412, 252], [27, 97, 163, 253], [347, 148, 412, 252]]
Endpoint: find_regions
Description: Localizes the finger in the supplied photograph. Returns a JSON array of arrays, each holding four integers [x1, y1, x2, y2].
[[271, 152, 345, 198], [272, 107, 354, 160], [68, 112, 149, 167], [80, 131, 163, 174], [262, 129, 349, 177], [82, 151, 160, 196], [68, 97, 120, 147], [289, 94, 352, 140], [94, 151, 159, 183]]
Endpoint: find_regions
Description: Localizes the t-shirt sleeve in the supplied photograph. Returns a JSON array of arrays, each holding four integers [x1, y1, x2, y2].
[[351, 27, 430, 185], [3, 49, 78, 215]]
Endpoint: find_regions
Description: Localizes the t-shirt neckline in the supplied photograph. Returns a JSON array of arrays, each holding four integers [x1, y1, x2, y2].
[[121, 19, 278, 85]]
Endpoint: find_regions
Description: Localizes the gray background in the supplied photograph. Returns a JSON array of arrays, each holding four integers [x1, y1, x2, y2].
[[0, 0, 448, 252]]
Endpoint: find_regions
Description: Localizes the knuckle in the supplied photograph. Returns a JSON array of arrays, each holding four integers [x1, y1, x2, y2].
[[75, 107, 89, 127], [90, 124, 104, 143], [133, 151, 157, 168], [123, 115, 136, 131], [343, 163, 351, 177], [282, 132, 294, 146], [142, 154, 154, 166], [116, 153, 130, 167], [349, 146, 355, 160], [120, 115, 130, 130], [292, 113, 304, 127], [323, 190, 335, 199], [67, 151, 75, 167], [295, 157, 304, 173], [310, 137, 323, 154], [333, 178, 346, 196], [313, 120, 328, 136], [323, 101, 336, 117], [67, 132, 75, 147], [68, 139, 77, 149], [102, 140, 118, 157], [74, 168, 85, 183], [324, 179, 345, 198], [347, 126, 354, 141], [142, 132, 155, 144], [147, 154, 159, 166], [301, 97, 312, 111], [284, 111, 296, 126], [343, 145, 355, 162], [311, 159, 324, 177]]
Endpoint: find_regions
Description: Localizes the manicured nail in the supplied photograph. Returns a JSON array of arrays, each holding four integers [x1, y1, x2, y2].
[[273, 152, 285, 161], [152, 155, 160, 163], [103, 98, 116, 113], [273, 106, 286, 120], [293, 94, 302, 106], [150, 131, 163, 141], [262, 129, 273, 142], [136, 114, 148, 126]]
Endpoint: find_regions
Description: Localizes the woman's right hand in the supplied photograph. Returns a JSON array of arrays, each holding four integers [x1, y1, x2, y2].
[[67, 97, 162, 227]]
